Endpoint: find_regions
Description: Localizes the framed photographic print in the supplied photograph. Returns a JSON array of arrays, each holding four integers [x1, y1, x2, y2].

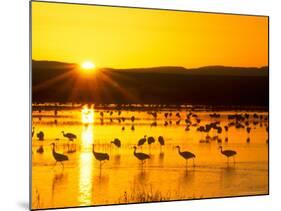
[[31, 1, 269, 210]]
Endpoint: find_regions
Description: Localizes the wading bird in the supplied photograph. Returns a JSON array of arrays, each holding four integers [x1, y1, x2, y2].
[[37, 131, 44, 141], [111, 138, 121, 148], [92, 144, 110, 169], [37, 145, 44, 154], [138, 135, 147, 147], [147, 136, 155, 145], [176, 146, 196, 167], [158, 136, 165, 147], [218, 146, 237, 163], [61, 131, 77, 141], [133, 146, 150, 165], [50, 143, 69, 169]]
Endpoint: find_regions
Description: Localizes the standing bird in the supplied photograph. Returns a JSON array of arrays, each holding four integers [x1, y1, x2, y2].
[[131, 125, 135, 131], [218, 146, 237, 163], [147, 136, 155, 145], [36, 145, 44, 154], [61, 131, 77, 141], [158, 136, 165, 146], [138, 135, 147, 147], [50, 143, 69, 169], [175, 146, 196, 167], [37, 131, 44, 141], [111, 138, 121, 148], [133, 146, 150, 165], [92, 144, 110, 169]]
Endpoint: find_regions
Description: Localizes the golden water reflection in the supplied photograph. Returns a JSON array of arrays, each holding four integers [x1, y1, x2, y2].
[[79, 124, 94, 205], [32, 106, 268, 209]]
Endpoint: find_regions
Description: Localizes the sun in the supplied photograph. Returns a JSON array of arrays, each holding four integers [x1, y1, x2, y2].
[[81, 61, 96, 72]]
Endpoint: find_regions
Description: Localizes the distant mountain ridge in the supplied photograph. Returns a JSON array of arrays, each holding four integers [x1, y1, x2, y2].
[[32, 60, 269, 106], [32, 60, 268, 76]]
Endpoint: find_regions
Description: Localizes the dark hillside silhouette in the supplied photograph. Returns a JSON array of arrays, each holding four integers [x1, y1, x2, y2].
[[32, 60, 268, 107]]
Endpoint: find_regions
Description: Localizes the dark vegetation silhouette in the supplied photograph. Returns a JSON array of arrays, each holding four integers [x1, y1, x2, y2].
[[32, 60, 268, 107]]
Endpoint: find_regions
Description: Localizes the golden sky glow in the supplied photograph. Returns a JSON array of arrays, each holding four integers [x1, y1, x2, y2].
[[32, 1, 268, 68]]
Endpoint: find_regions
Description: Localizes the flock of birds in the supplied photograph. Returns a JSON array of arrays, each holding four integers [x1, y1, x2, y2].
[[32, 110, 268, 170], [50, 139, 236, 170]]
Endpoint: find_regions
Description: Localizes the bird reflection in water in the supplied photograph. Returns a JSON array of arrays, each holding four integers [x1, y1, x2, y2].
[[158, 152, 165, 165], [113, 154, 121, 165], [51, 172, 67, 206]]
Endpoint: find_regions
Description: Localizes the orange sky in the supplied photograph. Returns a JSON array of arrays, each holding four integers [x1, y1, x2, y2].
[[32, 1, 268, 68]]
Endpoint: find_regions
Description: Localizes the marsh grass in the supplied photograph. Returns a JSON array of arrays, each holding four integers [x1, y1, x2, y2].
[[118, 185, 201, 203], [32, 188, 43, 209]]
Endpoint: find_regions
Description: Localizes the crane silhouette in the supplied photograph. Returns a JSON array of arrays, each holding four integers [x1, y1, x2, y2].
[[158, 136, 165, 146], [147, 136, 155, 145], [133, 146, 150, 165], [37, 145, 44, 154], [111, 138, 121, 148], [176, 146, 195, 167], [138, 135, 147, 147], [37, 131, 44, 141], [61, 131, 77, 141], [218, 146, 237, 163], [92, 144, 110, 169], [50, 143, 69, 169]]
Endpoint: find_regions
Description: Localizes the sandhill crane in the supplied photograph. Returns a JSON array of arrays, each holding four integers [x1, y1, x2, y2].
[[37, 131, 44, 141], [218, 146, 237, 163], [50, 143, 69, 169], [133, 146, 150, 165], [92, 144, 110, 169], [176, 146, 195, 167], [37, 145, 44, 154], [62, 131, 77, 141], [151, 122, 157, 127], [111, 138, 121, 148], [131, 125, 135, 131], [158, 136, 165, 147], [131, 116, 135, 122], [147, 136, 155, 145], [138, 135, 147, 147]]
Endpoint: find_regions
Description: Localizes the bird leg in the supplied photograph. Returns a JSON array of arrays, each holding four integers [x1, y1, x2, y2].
[[61, 162, 64, 170], [193, 158, 195, 167], [52, 161, 57, 169]]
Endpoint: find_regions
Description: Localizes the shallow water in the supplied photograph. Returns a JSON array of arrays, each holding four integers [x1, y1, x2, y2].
[[32, 104, 268, 209]]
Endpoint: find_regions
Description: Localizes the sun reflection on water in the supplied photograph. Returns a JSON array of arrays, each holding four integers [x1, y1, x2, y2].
[[79, 124, 94, 205], [81, 105, 94, 124]]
